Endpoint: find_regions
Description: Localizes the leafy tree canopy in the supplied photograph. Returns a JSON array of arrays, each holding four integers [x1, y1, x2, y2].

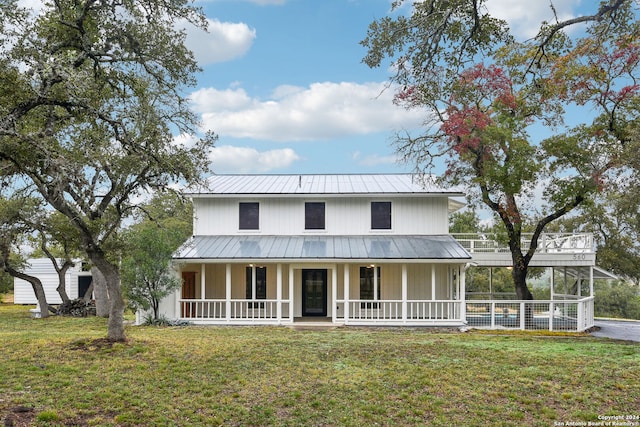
[[0, 0, 215, 340], [362, 0, 640, 300], [121, 192, 192, 320]]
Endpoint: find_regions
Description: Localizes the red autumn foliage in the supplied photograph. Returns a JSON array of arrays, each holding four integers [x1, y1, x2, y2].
[[440, 64, 516, 157], [566, 40, 640, 106]]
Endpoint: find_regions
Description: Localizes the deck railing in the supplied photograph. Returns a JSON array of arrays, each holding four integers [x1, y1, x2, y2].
[[465, 296, 594, 332], [452, 233, 594, 254]]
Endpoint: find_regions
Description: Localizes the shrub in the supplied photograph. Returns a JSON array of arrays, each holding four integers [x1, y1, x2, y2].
[[142, 313, 191, 327]]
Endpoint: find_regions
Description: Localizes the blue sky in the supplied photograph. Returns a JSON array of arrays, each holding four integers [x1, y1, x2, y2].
[[182, 0, 597, 175], [17, 0, 596, 175], [185, 0, 423, 174]]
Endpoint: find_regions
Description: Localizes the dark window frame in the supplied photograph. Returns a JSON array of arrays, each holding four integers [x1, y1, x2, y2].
[[245, 266, 267, 308], [360, 266, 381, 309], [239, 202, 260, 230], [371, 201, 392, 230], [305, 202, 325, 230]]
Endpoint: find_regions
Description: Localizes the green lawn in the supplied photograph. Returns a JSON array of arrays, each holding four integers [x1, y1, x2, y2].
[[1, 302, 638, 426]]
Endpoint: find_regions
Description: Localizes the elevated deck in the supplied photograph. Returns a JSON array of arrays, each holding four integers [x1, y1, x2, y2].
[[452, 233, 596, 267]]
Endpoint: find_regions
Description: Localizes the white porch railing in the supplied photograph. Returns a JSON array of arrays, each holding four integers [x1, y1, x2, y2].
[[336, 300, 463, 324], [179, 299, 292, 323], [452, 233, 594, 254], [178, 297, 594, 331], [465, 296, 594, 332]]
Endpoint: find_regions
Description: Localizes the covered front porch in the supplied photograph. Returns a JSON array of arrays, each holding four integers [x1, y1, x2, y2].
[[170, 261, 468, 326]]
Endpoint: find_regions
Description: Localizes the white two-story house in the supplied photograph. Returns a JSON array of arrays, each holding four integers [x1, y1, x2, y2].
[[156, 174, 472, 326]]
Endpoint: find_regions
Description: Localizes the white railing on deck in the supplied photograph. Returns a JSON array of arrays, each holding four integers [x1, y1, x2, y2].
[[465, 296, 594, 332], [340, 300, 462, 323], [452, 233, 594, 254], [179, 299, 291, 322]]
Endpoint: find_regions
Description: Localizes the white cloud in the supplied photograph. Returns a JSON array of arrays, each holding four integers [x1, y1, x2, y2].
[[183, 18, 256, 65], [172, 133, 200, 148], [352, 151, 398, 167], [209, 145, 301, 173], [190, 81, 426, 142], [485, 0, 582, 40], [17, 0, 44, 13]]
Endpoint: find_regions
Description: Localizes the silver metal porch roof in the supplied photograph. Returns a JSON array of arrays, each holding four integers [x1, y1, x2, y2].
[[189, 174, 464, 197], [562, 266, 618, 280], [174, 235, 471, 261]]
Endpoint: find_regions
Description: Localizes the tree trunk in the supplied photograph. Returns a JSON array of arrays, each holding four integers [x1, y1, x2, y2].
[[91, 266, 110, 318], [41, 251, 72, 304], [9, 270, 50, 318], [512, 265, 534, 300], [89, 258, 126, 342], [103, 264, 126, 342], [512, 263, 535, 327], [55, 263, 72, 304]]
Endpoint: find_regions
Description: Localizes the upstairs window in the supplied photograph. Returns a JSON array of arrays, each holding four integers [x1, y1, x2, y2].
[[305, 202, 325, 230], [239, 202, 259, 230], [371, 201, 391, 230]]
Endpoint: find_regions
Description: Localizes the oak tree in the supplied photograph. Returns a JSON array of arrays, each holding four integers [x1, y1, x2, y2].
[[0, 196, 50, 316], [0, 0, 215, 340], [362, 0, 640, 303]]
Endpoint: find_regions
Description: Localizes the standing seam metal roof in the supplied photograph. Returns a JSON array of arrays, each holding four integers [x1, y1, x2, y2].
[[190, 174, 463, 196], [174, 235, 471, 261]]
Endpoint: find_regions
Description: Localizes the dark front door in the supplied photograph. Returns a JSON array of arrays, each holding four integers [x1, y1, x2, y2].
[[181, 272, 196, 317], [302, 269, 327, 316]]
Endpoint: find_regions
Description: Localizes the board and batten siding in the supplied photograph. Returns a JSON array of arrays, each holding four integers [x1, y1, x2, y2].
[[193, 196, 450, 236]]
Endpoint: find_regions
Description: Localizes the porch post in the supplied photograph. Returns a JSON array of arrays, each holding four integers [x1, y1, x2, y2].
[[460, 265, 467, 323], [225, 264, 231, 322], [200, 264, 206, 299], [589, 266, 594, 297], [332, 266, 337, 323], [289, 265, 294, 322], [563, 267, 568, 318], [431, 264, 436, 300], [402, 264, 407, 323], [550, 267, 555, 300], [344, 264, 350, 325], [175, 279, 180, 320], [277, 263, 282, 324]]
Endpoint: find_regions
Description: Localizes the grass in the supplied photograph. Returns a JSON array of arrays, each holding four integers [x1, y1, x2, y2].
[[1, 301, 639, 426]]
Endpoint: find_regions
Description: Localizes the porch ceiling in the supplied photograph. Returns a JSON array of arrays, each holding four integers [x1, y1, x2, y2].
[[562, 266, 618, 280], [174, 235, 471, 261]]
